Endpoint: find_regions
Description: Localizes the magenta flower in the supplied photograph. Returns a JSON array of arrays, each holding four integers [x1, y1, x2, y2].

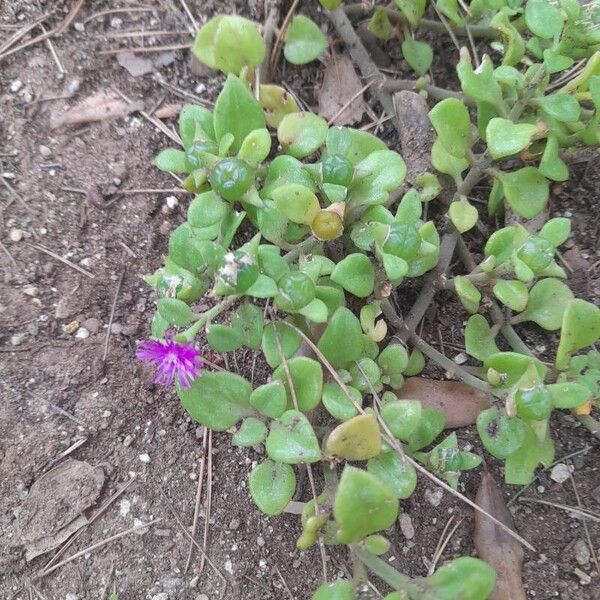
[[136, 337, 203, 389]]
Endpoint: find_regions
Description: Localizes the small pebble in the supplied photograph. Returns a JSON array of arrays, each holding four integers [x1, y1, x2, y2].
[[67, 78, 81, 94], [110, 17, 123, 28], [228, 518, 240, 530], [165, 195, 178, 209], [399, 513, 414, 539], [39, 145, 52, 158], [574, 567, 591, 585], [73, 22, 85, 32], [75, 327, 90, 340], [9, 228, 23, 242], [550, 463, 572, 484], [573, 538, 590, 567], [63, 320, 80, 335], [123, 434, 134, 447], [10, 333, 26, 346], [23, 285, 38, 297], [138, 453, 151, 463], [151, 594, 168, 600], [10, 80, 22, 93], [453, 352, 468, 365], [82, 318, 101, 335], [257, 535, 265, 547], [119, 499, 131, 517], [425, 488, 443, 507]]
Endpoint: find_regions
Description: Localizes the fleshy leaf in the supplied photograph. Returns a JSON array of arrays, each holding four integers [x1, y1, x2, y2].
[[331, 253, 375, 298], [318, 307, 364, 368], [556, 299, 600, 370], [486, 118, 537, 160], [516, 278, 574, 331], [496, 167, 549, 219], [250, 381, 287, 418], [284, 15, 328, 65], [233, 417, 267, 446], [465, 315, 500, 361], [273, 356, 323, 412], [278, 112, 328, 158], [367, 451, 418, 499], [266, 410, 322, 464], [493, 279, 529, 313], [249, 460, 296, 515], [326, 414, 382, 460]]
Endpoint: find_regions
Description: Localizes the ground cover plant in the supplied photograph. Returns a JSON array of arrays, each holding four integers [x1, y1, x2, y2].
[[138, 1, 600, 597]]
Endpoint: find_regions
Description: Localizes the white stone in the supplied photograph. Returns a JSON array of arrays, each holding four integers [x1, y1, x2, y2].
[[75, 327, 90, 339], [425, 488, 443, 507], [138, 453, 151, 463], [550, 463, 572, 484], [165, 195, 178, 209], [10, 80, 22, 93], [9, 228, 23, 242], [119, 499, 131, 517]]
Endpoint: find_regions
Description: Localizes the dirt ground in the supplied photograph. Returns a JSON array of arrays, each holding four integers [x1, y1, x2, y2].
[[0, 1, 599, 599]]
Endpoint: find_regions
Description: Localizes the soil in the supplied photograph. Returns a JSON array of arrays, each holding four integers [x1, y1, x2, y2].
[[0, 2, 599, 600]]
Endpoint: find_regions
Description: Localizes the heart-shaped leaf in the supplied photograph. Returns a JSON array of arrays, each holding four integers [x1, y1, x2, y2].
[[476, 407, 526, 459], [457, 54, 503, 109], [381, 400, 422, 439], [496, 167, 549, 219], [547, 382, 592, 409], [266, 409, 321, 463], [233, 417, 267, 446], [536, 94, 580, 123], [278, 112, 328, 158], [326, 126, 386, 165], [312, 580, 355, 600], [250, 381, 287, 418], [465, 314, 500, 361], [284, 15, 328, 65], [367, 451, 418, 499], [214, 75, 266, 154], [261, 321, 302, 368], [273, 356, 323, 412], [249, 460, 296, 516], [539, 134, 569, 181], [259, 84, 299, 128], [334, 466, 399, 543], [486, 118, 537, 159], [485, 352, 547, 389], [493, 279, 529, 312], [318, 307, 364, 368], [429, 98, 472, 158], [449, 198, 478, 233], [454, 275, 482, 314], [525, 0, 564, 39], [369, 8, 394, 40], [179, 372, 253, 431], [401, 37, 433, 76], [431, 138, 469, 180], [515, 278, 574, 331], [556, 299, 600, 370], [331, 253, 375, 298], [322, 383, 363, 421], [206, 323, 244, 352], [326, 414, 382, 460]]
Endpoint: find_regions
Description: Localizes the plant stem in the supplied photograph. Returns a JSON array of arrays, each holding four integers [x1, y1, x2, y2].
[[283, 236, 319, 263], [344, 3, 499, 40], [382, 76, 470, 104], [576, 414, 600, 441], [354, 546, 417, 592]]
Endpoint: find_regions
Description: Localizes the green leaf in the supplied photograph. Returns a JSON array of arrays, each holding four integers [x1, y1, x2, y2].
[[326, 414, 382, 460], [334, 466, 399, 543], [278, 112, 328, 159], [266, 409, 322, 463], [193, 15, 266, 74], [273, 356, 323, 411], [318, 307, 364, 368], [504, 424, 554, 484], [454, 275, 482, 314], [178, 372, 253, 431], [272, 184, 320, 225], [486, 118, 537, 159], [381, 400, 422, 440], [393, 0, 426, 28], [525, 0, 564, 40], [233, 417, 267, 446], [536, 94, 581, 123], [431, 138, 469, 180], [404, 348, 425, 376], [538, 217, 570, 247], [401, 37, 433, 76], [331, 253, 375, 298], [405, 408, 446, 451], [415, 172, 442, 202], [465, 315, 500, 361], [179, 105, 214, 148], [490, 10, 525, 67], [326, 126, 387, 165], [517, 278, 574, 331], [232, 303, 263, 349], [238, 128, 271, 166], [206, 324, 244, 352], [322, 383, 363, 421], [543, 49, 574, 75], [485, 352, 547, 389], [284, 15, 327, 65], [547, 382, 592, 409], [369, 8, 394, 40], [425, 557, 496, 600], [155, 148, 188, 173], [497, 167, 549, 219], [364, 534, 391, 556], [429, 98, 472, 158], [350, 357, 383, 393], [250, 381, 287, 418], [319, 0, 344, 9], [449, 198, 478, 233], [556, 299, 600, 370], [275, 271, 316, 312], [539, 135, 569, 182], [262, 321, 302, 368], [246, 274, 278, 298], [214, 75, 266, 154], [378, 344, 409, 377], [437, 0, 462, 25], [457, 54, 503, 110], [476, 407, 526, 459], [367, 451, 417, 499], [347, 150, 407, 209], [249, 460, 296, 515], [188, 191, 228, 227], [493, 279, 529, 312], [156, 297, 195, 326], [312, 580, 355, 600]]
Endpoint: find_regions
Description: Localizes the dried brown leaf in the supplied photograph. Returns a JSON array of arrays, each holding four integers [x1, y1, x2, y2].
[[154, 103, 182, 120], [475, 472, 526, 600], [318, 52, 366, 125], [51, 92, 141, 129], [395, 377, 490, 428]]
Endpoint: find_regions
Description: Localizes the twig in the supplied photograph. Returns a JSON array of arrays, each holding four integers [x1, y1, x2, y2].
[[154, 75, 213, 107], [382, 77, 467, 102], [431, 4, 461, 53], [274, 565, 295, 600], [0, 13, 52, 55], [26, 243, 94, 279], [576, 414, 600, 441], [54, 0, 86, 36], [518, 497, 600, 523], [84, 7, 155, 24], [102, 270, 125, 361], [40, 519, 160, 578], [178, 0, 198, 31], [199, 430, 213, 576], [268, 0, 300, 79], [184, 426, 208, 572], [92, 29, 191, 40], [40, 24, 66, 74], [429, 516, 463, 574], [260, 0, 282, 83], [99, 43, 192, 55]]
